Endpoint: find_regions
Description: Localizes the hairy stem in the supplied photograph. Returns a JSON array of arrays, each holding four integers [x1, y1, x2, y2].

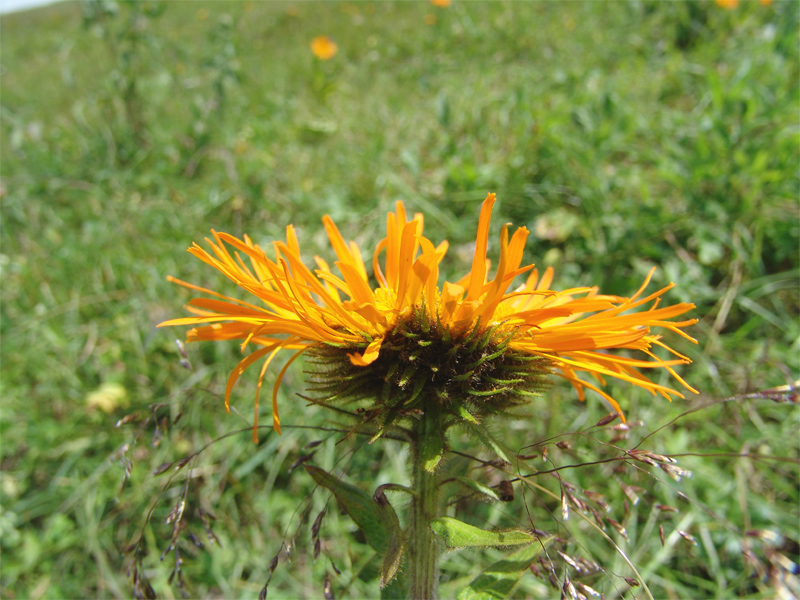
[[408, 409, 442, 600]]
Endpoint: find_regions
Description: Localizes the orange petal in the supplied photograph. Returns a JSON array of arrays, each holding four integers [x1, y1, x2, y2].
[[348, 337, 383, 366], [466, 193, 496, 301]]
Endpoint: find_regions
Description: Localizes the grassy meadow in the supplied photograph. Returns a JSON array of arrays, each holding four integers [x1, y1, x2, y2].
[[1, 0, 798, 598]]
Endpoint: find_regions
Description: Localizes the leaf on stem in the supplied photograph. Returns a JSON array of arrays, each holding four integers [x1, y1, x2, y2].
[[456, 536, 555, 599], [431, 517, 542, 549], [305, 465, 390, 553]]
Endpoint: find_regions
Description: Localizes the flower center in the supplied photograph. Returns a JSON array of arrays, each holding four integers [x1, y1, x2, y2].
[[306, 306, 553, 434]]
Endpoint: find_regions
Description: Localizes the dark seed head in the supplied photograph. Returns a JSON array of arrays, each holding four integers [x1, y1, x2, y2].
[[305, 308, 552, 438]]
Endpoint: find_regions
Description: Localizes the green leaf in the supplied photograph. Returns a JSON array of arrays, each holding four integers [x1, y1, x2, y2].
[[453, 476, 500, 501], [456, 538, 555, 600], [304, 465, 389, 553], [381, 534, 404, 589], [376, 488, 405, 588], [430, 517, 537, 549], [465, 422, 513, 464], [453, 401, 480, 425]]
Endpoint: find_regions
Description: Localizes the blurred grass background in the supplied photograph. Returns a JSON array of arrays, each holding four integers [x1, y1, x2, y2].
[[1, 0, 798, 598]]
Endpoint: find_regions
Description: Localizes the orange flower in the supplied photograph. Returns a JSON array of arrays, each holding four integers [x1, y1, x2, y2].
[[160, 194, 697, 440], [310, 35, 338, 60], [715, 0, 739, 9], [430, 0, 451, 7]]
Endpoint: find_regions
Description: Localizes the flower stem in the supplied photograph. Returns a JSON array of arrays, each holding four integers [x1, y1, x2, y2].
[[408, 409, 442, 600]]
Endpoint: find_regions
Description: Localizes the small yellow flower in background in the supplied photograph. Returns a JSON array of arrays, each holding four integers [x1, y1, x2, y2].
[[310, 36, 338, 61], [424, 13, 437, 26], [86, 382, 129, 414], [430, 0, 451, 7], [759, 0, 772, 5], [161, 194, 697, 441], [715, 0, 739, 9], [196, 7, 209, 20]]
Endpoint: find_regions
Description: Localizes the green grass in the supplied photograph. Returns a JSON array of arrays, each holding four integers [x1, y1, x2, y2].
[[1, 1, 798, 598]]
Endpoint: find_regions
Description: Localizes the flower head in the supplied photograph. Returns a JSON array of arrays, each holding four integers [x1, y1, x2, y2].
[[160, 194, 697, 441], [310, 35, 338, 60]]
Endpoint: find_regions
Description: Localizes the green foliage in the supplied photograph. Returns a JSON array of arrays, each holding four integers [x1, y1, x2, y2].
[[79, 0, 168, 161], [456, 540, 555, 600], [0, 0, 797, 599], [304, 465, 394, 555], [430, 517, 540, 550], [463, 421, 514, 465]]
